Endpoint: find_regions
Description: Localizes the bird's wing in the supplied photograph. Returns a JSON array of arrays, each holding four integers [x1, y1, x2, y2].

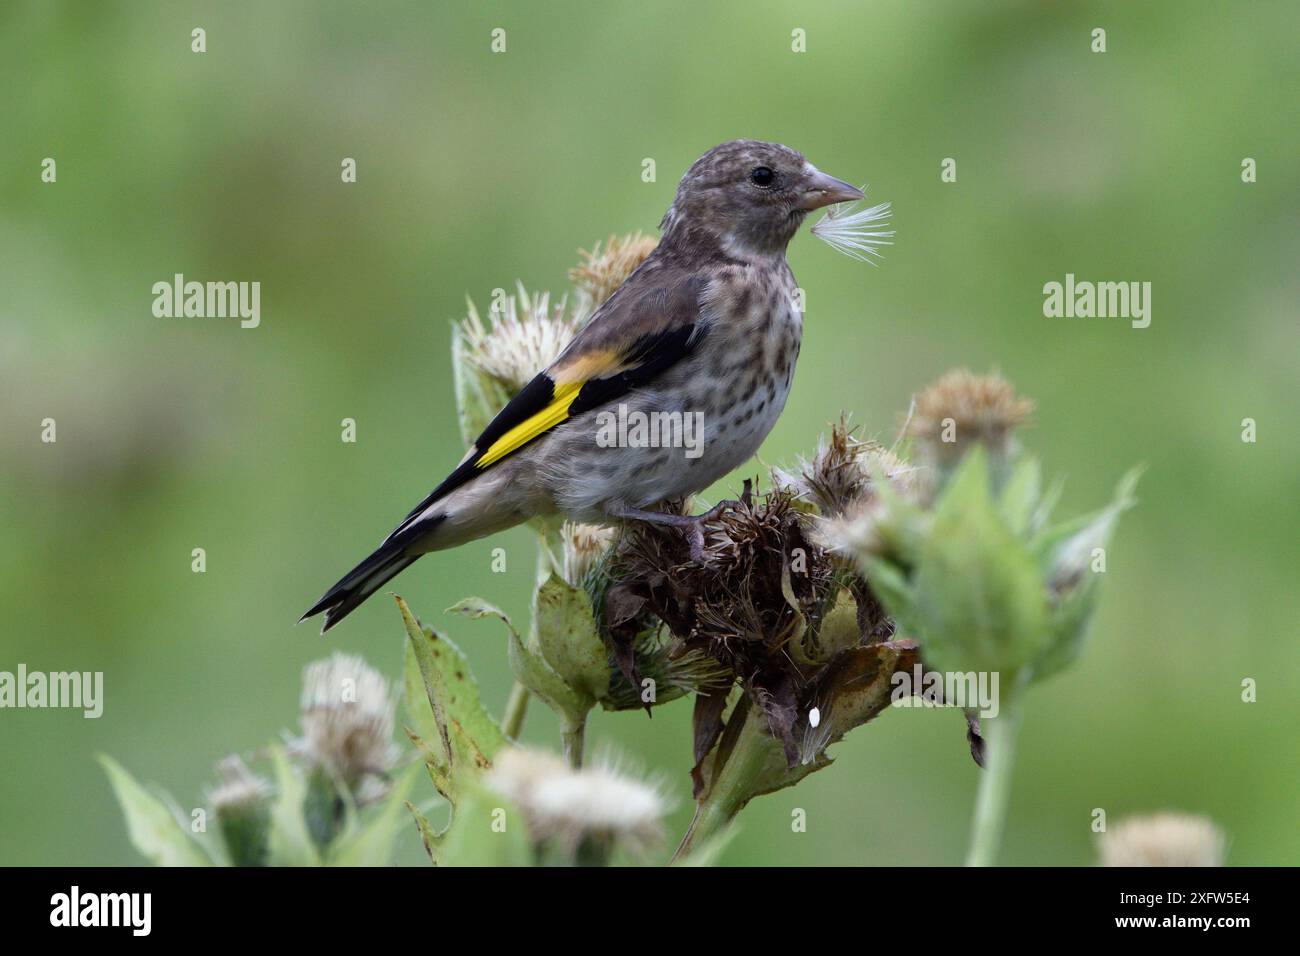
[[384, 270, 707, 543]]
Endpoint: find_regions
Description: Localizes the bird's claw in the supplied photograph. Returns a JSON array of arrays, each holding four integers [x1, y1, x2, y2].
[[687, 522, 709, 565], [685, 499, 740, 565]]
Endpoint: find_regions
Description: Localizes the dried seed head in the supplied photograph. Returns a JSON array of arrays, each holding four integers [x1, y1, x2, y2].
[[602, 640, 733, 711], [610, 488, 835, 701], [560, 520, 617, 589], [775, 417, 918, 517], [818, 494, 892, 558], [299, 652, 396, 787], [457, 283, 582, 396], [906, 369, 1033, 467], [487, 747, 666, 857], [569, 233, 658, 309], [1099, 813, 1226, 867]]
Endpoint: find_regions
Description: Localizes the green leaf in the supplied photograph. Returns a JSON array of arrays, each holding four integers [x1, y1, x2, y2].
[[1030, 468, 1139, 574], [533, 572, 609, 702], [861, 557, 917, 626], [99, 755, 212, 867], [508, 620, 588, 723], [266, 744, 322, 866], [812, 588, 861, 658], [449, 593, 589, 724], [1032, 467, 1141, 682], [328, 766, 418, 866], [407, 801, 442, 864], [436, 781, 534, 867], [446, 595, 520, 639], [864, 465, 929, 567], [697, 695, 820, 807], [999, 456, 1042, 536], [672, 822, 738, 867], [400, 596, 506, 788]]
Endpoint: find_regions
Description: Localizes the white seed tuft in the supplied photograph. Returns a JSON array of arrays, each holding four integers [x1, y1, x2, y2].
[[207, 754, 271, 810], [487, 747, 667, 855], [560, 520, 617, 588], [1099, 813, 1226, 867], [458, 283, 582, 395], [811, 196, 894, 264], [299, 652, 396, 786]]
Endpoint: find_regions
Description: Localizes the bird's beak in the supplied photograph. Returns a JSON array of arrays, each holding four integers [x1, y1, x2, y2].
[[799, 169, 865, 210]]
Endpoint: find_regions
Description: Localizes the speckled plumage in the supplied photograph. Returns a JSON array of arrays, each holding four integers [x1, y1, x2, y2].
[[304, 140, 864, 632]]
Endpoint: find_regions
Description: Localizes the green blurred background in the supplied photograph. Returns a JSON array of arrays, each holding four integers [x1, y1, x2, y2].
[[2, 0, 1297, 866]]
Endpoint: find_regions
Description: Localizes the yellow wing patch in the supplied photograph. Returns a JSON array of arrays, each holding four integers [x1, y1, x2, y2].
[[475, 381, 582, 468]]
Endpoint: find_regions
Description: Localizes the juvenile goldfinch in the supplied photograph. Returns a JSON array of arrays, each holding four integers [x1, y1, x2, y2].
[[303, 140, 868, 633]]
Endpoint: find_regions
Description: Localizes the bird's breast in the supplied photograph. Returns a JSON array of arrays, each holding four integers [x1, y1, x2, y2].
[[537, 263, 804, 520]]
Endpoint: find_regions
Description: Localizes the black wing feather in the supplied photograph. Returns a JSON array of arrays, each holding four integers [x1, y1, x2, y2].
[[382, 278, 706, 544]]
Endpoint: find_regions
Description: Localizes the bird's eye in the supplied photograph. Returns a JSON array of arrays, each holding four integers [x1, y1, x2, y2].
[[749, 166, 775, 187]]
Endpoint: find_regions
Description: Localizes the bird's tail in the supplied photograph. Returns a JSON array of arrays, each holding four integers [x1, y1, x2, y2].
[[299, 539, 420, 634]]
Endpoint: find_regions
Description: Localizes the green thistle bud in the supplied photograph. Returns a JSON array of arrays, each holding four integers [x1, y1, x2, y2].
[[209, 756, 272, 867]]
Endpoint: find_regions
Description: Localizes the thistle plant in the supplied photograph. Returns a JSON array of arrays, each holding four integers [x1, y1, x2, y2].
[[102, 653, 415, 866], [105, 236, 1139, 867], [823, 370, 1140, 865], [568, 232, 658, 310]]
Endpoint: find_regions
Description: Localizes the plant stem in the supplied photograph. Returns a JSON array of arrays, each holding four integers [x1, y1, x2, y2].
[[964, 691, 1023, 867], [501, 526, 561, 743], [674, 798, 736, 862], [502, 682, 529, 740], [672, 703, 770, 861], [561, 718, 586, 768]]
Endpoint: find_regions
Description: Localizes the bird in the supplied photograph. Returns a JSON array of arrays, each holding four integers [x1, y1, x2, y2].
[[302, 139, 866, 633]]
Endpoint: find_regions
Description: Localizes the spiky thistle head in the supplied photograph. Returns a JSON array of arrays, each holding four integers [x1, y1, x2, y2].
[[1098, 813, 1226, 867], [560, 520, 618, 590], [774, 417, 918, 518], [486, 747, 667, 861], [299, 652, 396, 788], [208, 754, 271, 812], [568, 233, 657, 311], [907, 369, 1033, 460], [208, 755, 272, 867], [456, 283, 581, 397]]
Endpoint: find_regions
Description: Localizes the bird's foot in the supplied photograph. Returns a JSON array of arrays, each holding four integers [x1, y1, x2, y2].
[[607, 499, 742, 565]]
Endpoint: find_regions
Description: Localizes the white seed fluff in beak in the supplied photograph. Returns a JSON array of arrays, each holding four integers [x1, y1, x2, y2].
[[811, 194, 894, 264]]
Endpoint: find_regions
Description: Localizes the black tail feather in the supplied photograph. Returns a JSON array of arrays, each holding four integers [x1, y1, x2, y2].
[[300, 543, 419, 634]]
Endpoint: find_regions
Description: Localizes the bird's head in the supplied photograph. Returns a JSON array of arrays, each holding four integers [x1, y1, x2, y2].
[[659, 139, 864, 260]]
